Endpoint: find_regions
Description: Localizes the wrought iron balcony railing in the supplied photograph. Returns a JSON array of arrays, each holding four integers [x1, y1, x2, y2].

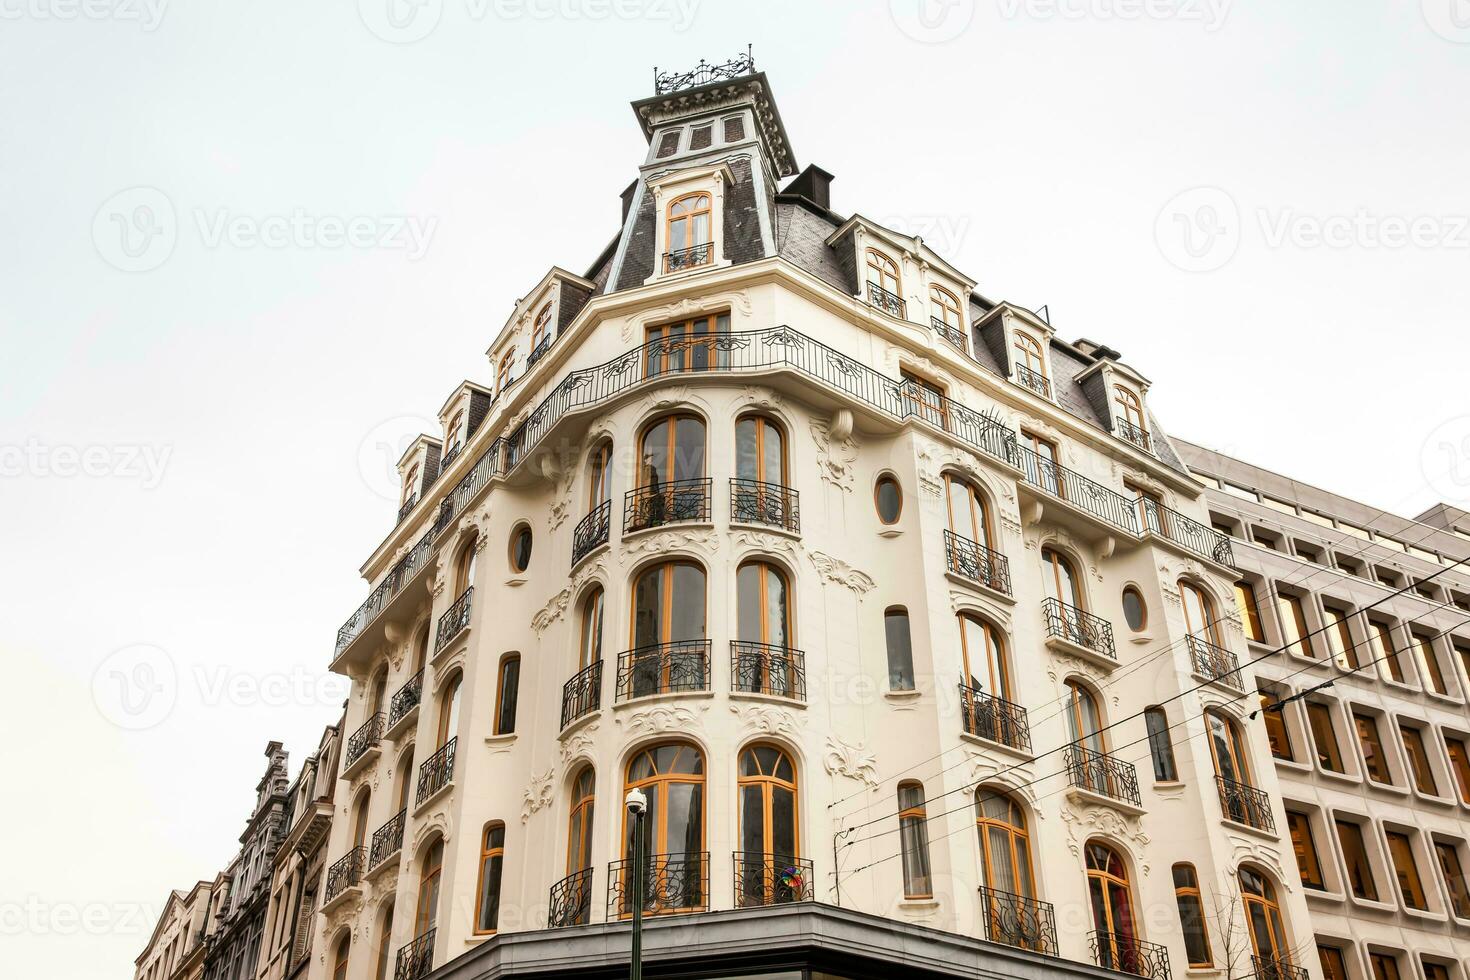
[[654, 48, 755, 94], [607, 851, 710, 917], [438, 442, 462, 471], [733, 852, 813, 907], [1090, 932, 1171, 980], [730, 478, 800, 533], [393, 929, 434, 980], [1064, 743, 1141, 806], [1187, 634, 1242, 688], [345, 713, 386, 768], [1114, 418, 1152, 453], [959, 683, 1032, 753], [1138, 497, 1235, 567], [334, 533, 437, 657], [624, 478, 712, 533], [731, 641, 806, 701], [977, 886, 1058, 956], [397, 492, 418, 525], [525, 333, 554, 370], [1253, 955, 1308, 980], [434, 586, 472, 652], [663, 242, 713, 274], [1017, 446, 1140, 534], [930, 315, 967, 351], [548, 868, 593, 928], [571, 500, 611, 566], [866, 280, 906, 318], [1042, 597, 1117, 661], [943, 530, 1012, 595], [560, 659, 603, 729], [387, 669, 423, 729], [416, 737, 456, 806], [1217, 776, 1276, 833], [1013, 364, 1051, 399], [324, 847, 365, 902], [615, 640, 711, 701], [369, 809, 406, 870]]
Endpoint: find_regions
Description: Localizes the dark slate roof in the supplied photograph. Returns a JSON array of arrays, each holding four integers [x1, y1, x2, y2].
[[774, 199, 849, 292]]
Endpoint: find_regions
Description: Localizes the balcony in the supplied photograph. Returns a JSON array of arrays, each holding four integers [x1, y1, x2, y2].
[[1253, 955, 1308, 980], [1042, 597, 1117, 663], [1064, 743, 1141, 808], [1090, 932, 1171, 980], [930, 315, 967, 352], [415, 737, 456, 808], [1114, 418, 1152, 454], [730, 478, 800, 533], [731, 641, 806, 701], [560, 659, 603, 729], [323, 847, 365, 905], [385, 669, 423, 738], [623, 478, 712, 534], [393, 929, 434, 980], [1017, 446, 1140, 536], [434, 586, 472, 653], [1013, 364, 1051, 399], [607, 851, 710, 918], [547, 868, 593, 928], [664, 242, 713, 274], [959, 683, 1031, 753], [865, 280, 906, 318], [1217, 776, 1276, 833], [438, 442, 463, 471], [615, 640, 711, 702], [332, 531, 438, 666], [1187, 634, 1242, 689], [396, 492, 418, 525], [525, 333, 553, 370], [343, 712, 386, 776], [733, 852, 813, 907], [977, 886, 1058, 956], [943, 530, 1012, 596], [1138, 498, 1235, 568], [571, 500, 611, 566], [368, 809, 406, 871]]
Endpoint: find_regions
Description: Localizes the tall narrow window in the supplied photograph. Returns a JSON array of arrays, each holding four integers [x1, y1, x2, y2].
[[900, 368, 948, 430], [1385, 831, 1427, 910], [865, 249, 901, 296], [414, 838, 444, 938], [1206, 710, 1253, 786], [1012, 332, 1047, 396], [1172, 864, 1212, 967], [473, 824, 506, 933], [331, 935, 350, 980], [1318, 946, 1349, 980], [496, 350, 515, 395], [578, 587, 604, 671], [1112, 386, 1147, 445], [1400, 724, 1438, 795], [1323, 606, 1358, 669], [1239, 866, 1291, 967], [587, 442, 613, 510], [944, 473, 992, 548], [531, 303, 552, 353], [454, 536, 478, 596], [1181, 581, 1222, 648], [958, 613, 1009, 700], [976, 790, 1035, 897], [1367, 620, 1405, 682], [567, 767, 595, 875], [1447, 736, 1470, 804], [735, 561, 795, 697], [898, 782, 931, 899], [630, 560, 707, 697], [735, 745, 799, 906], [734, 414, 788, 522], [373, 902, 394, 980], [622, 742, 706, 915], [401, 464, 419, 508], [1277, 594, 1315, 658], [1433, 840, 1470, 918], [1235, 581, 1265, 642], [1286, 812, 1325, 889], [1144, 707, 1177, 782], [1354, 712, 1392, 784], [436, 673, 461, 749], [1306, 703, 1344, 773], [493, 656, 520, 736], [1336, 819, 1379, 901], [930, 285, 962, 343], [1370, 954, 1403, 980], [637, 414, 706, 490], [665, 192, 712, 271], [1456, 643, 1470, 690], [1085, 841, 1137, 971], [1414, 633, 1449, 695], [1259, 691, 1294, 761], [1022, 431, 1062, 496], [884, 608, 915, 692]]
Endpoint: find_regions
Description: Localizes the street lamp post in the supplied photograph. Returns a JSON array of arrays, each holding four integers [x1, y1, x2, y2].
[[626, 788, 647, 980]]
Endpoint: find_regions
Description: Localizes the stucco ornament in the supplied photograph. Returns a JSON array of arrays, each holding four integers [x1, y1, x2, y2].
[[521, 768, 556, 823], [729, 703, 801, 740], [1061, 805, 1150, 872], [559, 723, 599, 760], [732, 529, 800, 562], [619, 529, 719, 561], [823, 735, 879, 788], [410, 809, 452, 854], [810, 551, 875, 595], [809, 413, 859, 492], [615, 703, 707, 737], [622, 290, 752, 342], [531, 561, 603, 634]]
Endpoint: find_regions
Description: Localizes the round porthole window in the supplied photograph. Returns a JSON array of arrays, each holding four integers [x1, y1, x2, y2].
[[510, 525, 533, 573], [875, 475, 903, 525], [1122, 586, 1147, 631]]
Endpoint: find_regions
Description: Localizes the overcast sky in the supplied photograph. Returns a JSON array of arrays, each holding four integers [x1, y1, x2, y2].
[[3, 2, 1469, 977]]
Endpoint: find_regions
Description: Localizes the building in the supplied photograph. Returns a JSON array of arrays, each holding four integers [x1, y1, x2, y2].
[[310, 53, 1317, 980], [1177, 442, 1470, 980], [134, 880, 218, 980]]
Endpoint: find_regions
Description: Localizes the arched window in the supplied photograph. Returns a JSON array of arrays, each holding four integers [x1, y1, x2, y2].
[[1180, 581, 1221, 645], [734, 414, 789, 527], [1239, 866, 1291, 968], [629, 561, 707, 697], [1206, 710, 1252, 786], [496, 350, 515, 394], [567, 767, 595, 875], [401, 464, 419, 506], [331, 933, 350, 980], [665, 193, 712, 269], [736, 745, 799, 906], [394, 747, 414, 813], [473, 823, 505, 934], [958, 613, 1009, 700], [368, 667, 389, 718], [1113, 386, 1146, 437], [454, 536, 478, 597], [373, 901, 395, 980], [884, 607, 915, 692], [1013, 333, 1047, 395], [414, 838, 444, 939], [1085, 841, 1138, 971], [622, 742, 706, 915], [445, 411, 464, 453], [735, 561, 797, 697], [436, 673, 461, 748], [976, 789, 1035, 896], [631, 415, 707, 530], [897, 782, 931, 899], [493, 655, 520, 736], [944, 473, 992, 547], [1042, 548, 1083, 608], [351, 789, 372, 852], [531, 303, 553, 353], [930, 285, 962, 332], [411, 625, 430, 675], [1144, 707, 1177, 782], [1172, 864, 1212, 967], [1066, 680, 1116, 795], [578, 587, 604, 671], [865, 248, 901, 295], [587, 442, 612, 510]]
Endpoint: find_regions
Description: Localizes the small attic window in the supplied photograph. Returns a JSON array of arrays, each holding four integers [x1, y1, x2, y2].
[[723, 116, 745, 142], [690, 125, 712, 150], [656, 130, 680, 158]]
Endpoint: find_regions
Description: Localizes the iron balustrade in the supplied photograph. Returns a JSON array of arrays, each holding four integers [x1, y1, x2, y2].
[[1253, 955, 1308, 980], [1217, 776, 1276, 832], [733, 852, 813, 907], [1042, 597, 1117, 660], [334, 532, 438, 657], [1064, 743, 1141, 806], [730, 478, 800, 533], [393, 929, 434, 980], [1138, 497, 1235, 567], [663, 242, 713, 274], [416, 737, 456, 805], [1090, 932, 1172, 980], [615, 640, 711, 701], [977, 886, 1058, 956], [607, 851, 710, 917], [930, 315, 967, 351], [943, 530, 1012, 595], [547, 868, 593, 928], [1016, 444, 1140, 534], [369, 809, 406, 869], [438, 442, 463, 471], [623, 478, 711, 533], [396, 493, 418, 524], [324, 847, 365, 902], [959, 683, 1032, 753], [866, 280, 906, 318], [434, 587, 472, 652], [560, 659, 603, 729], [654, 48, 755, 94], [1187, 634, 1243, 689], [571, 500, 611, 566], [345, 713, 386, 767], [525, 333, 554, 370], [1114, 418, 1152, 453], [387, 670, 423, 729], [731, 641, 806, 700], [1013, 364, 1052, 399]]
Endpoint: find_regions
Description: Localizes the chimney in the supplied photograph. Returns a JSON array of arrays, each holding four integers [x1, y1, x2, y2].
[[784, 164, 834, 211]]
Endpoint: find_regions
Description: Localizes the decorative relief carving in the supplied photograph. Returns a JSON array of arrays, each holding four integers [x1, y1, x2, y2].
[[810, 552, 875, 595], [809, 415, 859, 493], [521, 768, 555, 823], [623, 292, 753, 342], [823, 735, 879, 788], [619, 529, 718, 561], [1061, 805, 1150, 874], [615, 703, 708, 738], [730, 703, 801, 740], [559, 723, 599, 761], [731, 529, 799, 562], [532, 560, 604, 634], [737, 385, 784, 412], [410, 808, 452, 855]]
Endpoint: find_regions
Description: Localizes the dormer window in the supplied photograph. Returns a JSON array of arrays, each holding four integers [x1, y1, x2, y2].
[[401, 463, 420, 506], [664, 192, 712, 273], [929, 285, 964, 350], [496, 350, 515, 395], [528, 303, 553, 366], [1112, 385, 1151, 452], [865, 249, 904, 318], [1011, 332, 1050, 399]]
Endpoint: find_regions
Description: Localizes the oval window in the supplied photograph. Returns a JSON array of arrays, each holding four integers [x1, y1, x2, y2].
[[510, 525, 533, 573], [1122, 586, 1147, 631], [875, 475, 903, 525]]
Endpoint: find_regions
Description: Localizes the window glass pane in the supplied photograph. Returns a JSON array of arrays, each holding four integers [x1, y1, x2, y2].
[[737, 564, 761, 641], [876, 477, 901, 523], [1336, 820, 1378, 901], [669, 564, 706, 641], [1307, 704, 1343, 772], [496, 660, 519, 734], [477, 853, 502, 931], [885, 611, 915, 691], [1145, 709, 1177, 781], [1122, 588, 1146, 631], [739, 784, 763, 853], [772, 787, 796, 856]]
